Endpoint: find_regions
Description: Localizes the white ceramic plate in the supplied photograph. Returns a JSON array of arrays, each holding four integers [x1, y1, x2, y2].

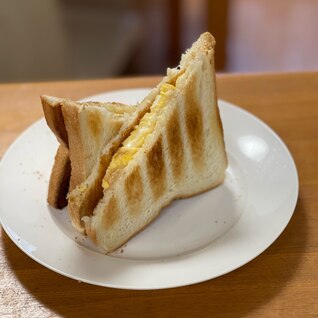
[[0, 89, 298, 290]]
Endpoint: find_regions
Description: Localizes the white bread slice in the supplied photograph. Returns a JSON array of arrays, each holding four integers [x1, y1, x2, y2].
[[41, 95, 135, 209], [78, 32, 227, 252]]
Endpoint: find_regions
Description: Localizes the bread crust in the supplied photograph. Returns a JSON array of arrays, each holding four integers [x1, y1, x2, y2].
[[61, 101, 85, 190], [47, 145, 71, 208], [41, 96, 68, 147]]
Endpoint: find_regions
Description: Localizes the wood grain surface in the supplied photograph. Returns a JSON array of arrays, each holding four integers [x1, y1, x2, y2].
[[0, 73, 317, 317]]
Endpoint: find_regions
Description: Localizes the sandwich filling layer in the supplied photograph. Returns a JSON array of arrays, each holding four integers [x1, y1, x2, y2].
[[102, 83, 176, 189]]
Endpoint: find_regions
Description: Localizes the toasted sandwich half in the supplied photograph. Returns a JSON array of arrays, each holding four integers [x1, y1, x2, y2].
[[68, 32, 228, 251], [41, 95, 135, 209]]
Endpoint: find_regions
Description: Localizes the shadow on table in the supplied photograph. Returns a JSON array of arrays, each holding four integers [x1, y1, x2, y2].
[[2, 198, 306, 318]]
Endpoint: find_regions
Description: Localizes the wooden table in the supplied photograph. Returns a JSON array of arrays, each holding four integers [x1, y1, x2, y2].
[[0, 73, 317, 317]]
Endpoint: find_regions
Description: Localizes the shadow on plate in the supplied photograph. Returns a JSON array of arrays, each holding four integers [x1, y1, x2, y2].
[[2, 198, 306, 317]]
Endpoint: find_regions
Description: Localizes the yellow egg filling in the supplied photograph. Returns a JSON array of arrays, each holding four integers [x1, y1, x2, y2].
[[102, 83, 176, 189]]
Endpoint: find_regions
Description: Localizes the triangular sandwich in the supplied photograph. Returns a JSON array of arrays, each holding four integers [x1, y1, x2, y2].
[[68, 32, 228, 251]]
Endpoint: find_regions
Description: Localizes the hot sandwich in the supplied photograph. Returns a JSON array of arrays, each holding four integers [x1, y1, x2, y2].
[[66, 32, 228, 252]]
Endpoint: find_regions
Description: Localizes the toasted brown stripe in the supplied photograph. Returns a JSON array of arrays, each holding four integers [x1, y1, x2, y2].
[[103, 196, 120, 230], [52, 104, 68, 146], [87, 110, 102, 138], [166, 108, 184, 180], [185, 76, 204, 167], [62, 104, 85, 189], [125, 167, 143, 215], [146, 136, 166, 199], [82, 152, 113, 215]]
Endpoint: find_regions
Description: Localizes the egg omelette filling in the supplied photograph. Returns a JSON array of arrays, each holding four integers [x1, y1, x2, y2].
[[102, 83, 176, 189]]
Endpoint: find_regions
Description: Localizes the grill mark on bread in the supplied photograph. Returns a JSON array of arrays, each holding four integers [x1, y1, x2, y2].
[[125, 167, 143, 215], [146, 136, 166, 199], [185, 77, 204, 167], [103, 196, 119, 230], [82, 153, 113, 216], [52, 105, 69, 146], [213, 97, 228, 167], [81, 177, 103, 218], [63, 104, 86, 190], [167, 108, 184, 180], [87, 110, 102, 138]]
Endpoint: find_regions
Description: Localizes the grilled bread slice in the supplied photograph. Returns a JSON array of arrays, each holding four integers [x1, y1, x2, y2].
[[70, 32, 228, 251], [41, 95, 135, 209]]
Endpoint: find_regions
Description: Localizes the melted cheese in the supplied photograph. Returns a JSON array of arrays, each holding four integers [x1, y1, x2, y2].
[[102, 83, 175, 189]]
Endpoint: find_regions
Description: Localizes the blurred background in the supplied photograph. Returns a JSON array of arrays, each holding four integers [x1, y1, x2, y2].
[[1, 0, 317, 83]]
